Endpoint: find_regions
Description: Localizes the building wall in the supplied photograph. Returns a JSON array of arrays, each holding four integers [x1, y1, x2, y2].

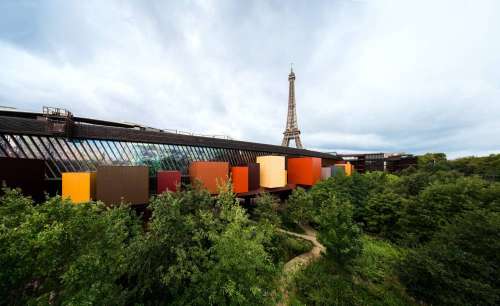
[[0, 134, 277, 179]]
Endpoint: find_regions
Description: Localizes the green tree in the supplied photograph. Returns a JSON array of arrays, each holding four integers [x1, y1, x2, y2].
[[309, 175, 355, 224], [317, 195, 363, 266], [253, 192, 281, 227], [417, 153, 449, 171], [0, 189, 142, 305], [309, 172, 398, 224], [449, 153, 500, 181], [127, 182, 279, 305], [286, 187, 313, 226], [363, 190, 405, 241], [196, 191, 279, 305], [126, 186, 217, 304], [398, 209, 500, 305], [397, 176, 495, 245]]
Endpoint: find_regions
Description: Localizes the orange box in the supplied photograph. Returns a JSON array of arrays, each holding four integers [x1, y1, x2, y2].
[[189, 161, 229, 194], [62, 172, 96, 204], [231, 166, 249, 193], [287, 157, 322, 186]]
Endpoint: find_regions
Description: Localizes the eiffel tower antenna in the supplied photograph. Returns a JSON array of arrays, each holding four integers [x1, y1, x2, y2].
[[281, 65, 303, 149]]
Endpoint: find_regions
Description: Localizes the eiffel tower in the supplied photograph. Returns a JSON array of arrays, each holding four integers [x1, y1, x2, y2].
[[281, 66, 303, 149]]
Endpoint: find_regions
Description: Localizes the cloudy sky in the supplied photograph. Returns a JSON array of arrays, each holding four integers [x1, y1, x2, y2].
[[1, 0, 499, 158]]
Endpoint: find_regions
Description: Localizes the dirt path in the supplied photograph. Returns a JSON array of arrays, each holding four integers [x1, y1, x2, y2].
[[279, 225, 325, 274], [277, 225, 325, 305]]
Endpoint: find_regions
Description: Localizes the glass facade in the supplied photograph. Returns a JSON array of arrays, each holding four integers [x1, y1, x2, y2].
[[0, 134, 270, 178]]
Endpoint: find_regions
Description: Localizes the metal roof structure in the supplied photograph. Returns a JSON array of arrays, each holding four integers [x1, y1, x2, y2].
[[0, 108, 339, 179]]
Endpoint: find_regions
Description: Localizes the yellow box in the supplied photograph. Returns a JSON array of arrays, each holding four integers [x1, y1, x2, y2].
[[62, 172, 96, 204], [256, 156, 286, 188], [346, 162, 353, 176]]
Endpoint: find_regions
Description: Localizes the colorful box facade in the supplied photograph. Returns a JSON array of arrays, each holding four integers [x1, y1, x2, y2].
[[231, 166, 249, 193], [248, 162, 260, 190], [62, 172, 96, 204], [321, 167, 332, 180], [256, 155, 287, 188], [96, 166, 149, 206], [0, 157, 46, 203], [332, 165, 346, 176], [189, 161, 229, 194], [157, 170, 181, 193], [345, 163, 354, 176], [287, 157, 322, 186], [331, 163, 354, 176]]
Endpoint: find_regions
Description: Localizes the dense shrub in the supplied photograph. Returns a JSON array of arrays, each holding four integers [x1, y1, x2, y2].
[[398, 209, 500, 305]]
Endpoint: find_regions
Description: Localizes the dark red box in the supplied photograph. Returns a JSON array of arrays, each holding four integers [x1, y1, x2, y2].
[[248, 162, 260, 191], [0, 157, 46, 203], [157, 170, 181, 193]]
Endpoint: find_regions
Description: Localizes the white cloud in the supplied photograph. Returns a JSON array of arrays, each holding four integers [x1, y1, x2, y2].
[[0, 0, 499, 157]]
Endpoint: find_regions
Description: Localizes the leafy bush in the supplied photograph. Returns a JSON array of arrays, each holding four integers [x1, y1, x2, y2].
[[398, 209, 500, 305]]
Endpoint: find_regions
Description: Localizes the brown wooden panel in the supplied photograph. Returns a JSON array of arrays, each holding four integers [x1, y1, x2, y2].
[[96, 165, 149, 205]]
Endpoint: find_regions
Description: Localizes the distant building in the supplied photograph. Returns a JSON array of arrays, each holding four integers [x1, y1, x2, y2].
[[339, 153, 417, 173]]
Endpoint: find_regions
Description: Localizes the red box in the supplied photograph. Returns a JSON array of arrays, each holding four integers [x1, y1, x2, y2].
[[231, 166, 249, 193], [157, 170, 181, 193], [287, 157, 322, 186]]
